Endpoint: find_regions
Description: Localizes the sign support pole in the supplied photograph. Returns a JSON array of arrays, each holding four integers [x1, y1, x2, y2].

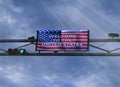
[[0, 38, 120, 56]]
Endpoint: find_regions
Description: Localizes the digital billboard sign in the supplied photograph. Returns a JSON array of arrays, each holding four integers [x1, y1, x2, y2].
[[36, 30, 89, 51]]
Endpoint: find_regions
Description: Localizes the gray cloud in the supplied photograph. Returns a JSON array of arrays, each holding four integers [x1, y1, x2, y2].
[[0, 0, 120, 87]]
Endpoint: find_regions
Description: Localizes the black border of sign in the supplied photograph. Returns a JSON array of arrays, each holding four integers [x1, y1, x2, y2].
[[88, 30, 90, 51], [35, 30, 39, 51]]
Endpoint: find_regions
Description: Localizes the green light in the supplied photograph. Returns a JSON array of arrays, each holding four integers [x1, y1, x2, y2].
[[19, 49, 24, 54]]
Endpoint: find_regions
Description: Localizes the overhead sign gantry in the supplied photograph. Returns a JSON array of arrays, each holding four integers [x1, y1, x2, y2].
[[0, 30, 120, 56]]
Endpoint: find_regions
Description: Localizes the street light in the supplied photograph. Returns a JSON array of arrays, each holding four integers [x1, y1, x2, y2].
[[108, 33, 119, 39]]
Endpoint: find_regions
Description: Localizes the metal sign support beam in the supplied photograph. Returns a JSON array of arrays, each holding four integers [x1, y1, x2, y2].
[[0, 38, 120, 43], [0, 53, 120, 56], [0, 38, 120, 56]]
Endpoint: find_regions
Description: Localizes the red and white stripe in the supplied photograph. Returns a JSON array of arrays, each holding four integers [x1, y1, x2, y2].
[[61, 39, 88, 42]]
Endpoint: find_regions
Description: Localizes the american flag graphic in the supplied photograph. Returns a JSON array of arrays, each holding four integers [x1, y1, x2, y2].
[[36, 30, 89, 51]]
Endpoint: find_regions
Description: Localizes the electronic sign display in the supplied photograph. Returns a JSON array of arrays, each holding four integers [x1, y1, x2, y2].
[[36, 30, 89, 51]]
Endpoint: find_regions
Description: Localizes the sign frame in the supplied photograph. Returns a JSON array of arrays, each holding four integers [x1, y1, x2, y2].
[[36, 30, 89, 51]]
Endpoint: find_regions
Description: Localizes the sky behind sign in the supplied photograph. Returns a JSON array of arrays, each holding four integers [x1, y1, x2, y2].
[[0, 0, 120, 87]]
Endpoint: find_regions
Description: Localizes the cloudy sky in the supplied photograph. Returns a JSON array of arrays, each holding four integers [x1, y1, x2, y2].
[[0, 0, 120, 87]]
